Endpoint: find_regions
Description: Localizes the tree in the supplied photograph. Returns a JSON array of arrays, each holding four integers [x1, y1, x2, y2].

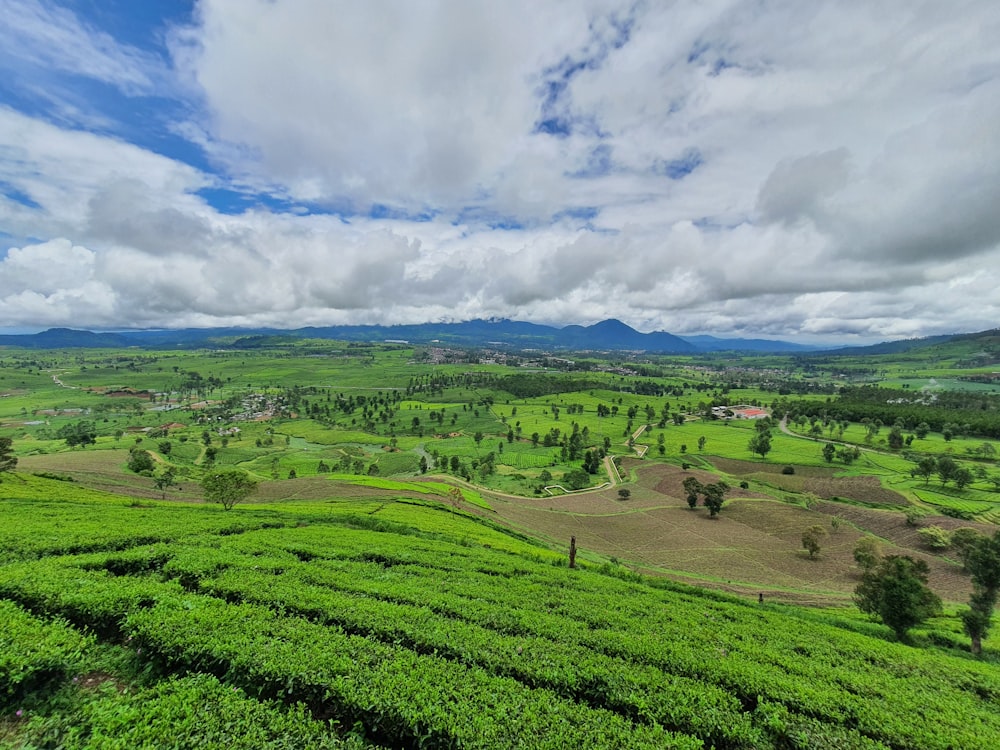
[[918, 525, 952, 551], [127, 449, 155, 474], [562, 468, 590, 490], [617, 488, 631, 501], [821, 443, 836, 463], [914, 456, 937, 484], [953, 467, 974, 491], [937, 456, 958, 486], [854, 556, 941, 641], [853, 536, 882, 572], [158, 440, 172, 456], [202, 469, 258, 511], [961, 531, 1000, 655], [951, 528, 984, 569], [887, 427, 904, 450], [0, 437, 16, 481], [57, 420, 97, 448], [702, 481, 729, 517], [153, 467, 177, 499], [682, 476, 702, 509], [837, 446, 860, 465], [802, 525, 827, 558], [747, 431, 772, 460], [697, 435, 706, 451]]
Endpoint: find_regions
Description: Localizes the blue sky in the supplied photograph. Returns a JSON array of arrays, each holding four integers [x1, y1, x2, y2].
[[1, 0, 999, 343]]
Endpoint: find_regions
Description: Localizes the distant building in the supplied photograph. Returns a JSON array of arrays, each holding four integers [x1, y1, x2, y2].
[[732, 407, 768, 419]]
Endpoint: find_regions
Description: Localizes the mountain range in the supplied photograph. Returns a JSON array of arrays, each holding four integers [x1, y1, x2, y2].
[[0, 319, 982, 355], [0, 319, 828, 353]]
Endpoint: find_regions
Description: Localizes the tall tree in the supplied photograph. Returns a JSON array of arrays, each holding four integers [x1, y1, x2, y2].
[[854, 556, 941, 641], [702, 481, 730, 517], [747, 431, 772, 460], [0, 437, 17, 480], [202, 469, 258, 511], [914, 456, 937, 484], [682, 476, 702, 509], [961, 531, 1000, 655], [153, 467, 177, 499], [802, 525, 827, 558]]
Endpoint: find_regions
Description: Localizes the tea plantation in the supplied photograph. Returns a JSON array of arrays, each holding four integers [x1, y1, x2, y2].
[[2, 487, 998, 749]]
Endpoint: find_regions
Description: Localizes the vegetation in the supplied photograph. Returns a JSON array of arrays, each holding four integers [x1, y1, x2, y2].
[[0, 494, 998, 749], [854, 556, 942, 641], [2, 333, 1000, 746], [802, 525, 827, 559], [961, 532, 1000, 655], [201, 469, 258, 511], [0, 437, 15, 480]]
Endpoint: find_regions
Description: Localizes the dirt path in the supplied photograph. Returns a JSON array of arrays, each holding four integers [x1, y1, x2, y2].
[[46, 370, 77, 389], [629, 423, 649, 458]]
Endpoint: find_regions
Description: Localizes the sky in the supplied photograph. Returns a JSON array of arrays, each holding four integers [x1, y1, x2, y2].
[[1, 0, 999, 344]]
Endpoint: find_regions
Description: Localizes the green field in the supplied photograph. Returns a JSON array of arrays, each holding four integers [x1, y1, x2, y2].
[[1, 492, 999, 749], [2, 338, 1000, 746]]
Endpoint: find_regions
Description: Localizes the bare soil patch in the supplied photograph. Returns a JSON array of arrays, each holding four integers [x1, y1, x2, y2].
[[708, 457, 837, 477], [481, 461, 974, 605]]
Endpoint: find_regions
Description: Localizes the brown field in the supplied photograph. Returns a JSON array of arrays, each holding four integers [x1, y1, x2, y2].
[[13, 451, 979, 607], [709, 457, 837, 477], [707, 457, 908, 506], [481, 461, 974, 606]]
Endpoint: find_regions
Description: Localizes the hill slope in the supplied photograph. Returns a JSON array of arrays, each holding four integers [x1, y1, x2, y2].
[[1, 486, 998, 749]]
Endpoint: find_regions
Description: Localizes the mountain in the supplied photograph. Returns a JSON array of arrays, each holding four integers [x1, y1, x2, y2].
[[0, 328, 132, 349], [678, 334, 823, 353], [6, 319, 950, 354], [809, 333, 958, 356], [0, 319, 702, 353]]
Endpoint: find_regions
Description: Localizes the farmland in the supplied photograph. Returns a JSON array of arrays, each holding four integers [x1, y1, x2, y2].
[[2, 334, 1000, 747], [2, 492, 1000, 749]]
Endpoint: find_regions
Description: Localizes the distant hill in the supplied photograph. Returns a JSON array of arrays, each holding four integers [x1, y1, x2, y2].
[[810, 334, 957, 357], [0, 328, 132, 349], [6, 320, 991, 355], [678, 334, 822, 353], [808, 329, 1000, 359], [0, 319, 701, 353]]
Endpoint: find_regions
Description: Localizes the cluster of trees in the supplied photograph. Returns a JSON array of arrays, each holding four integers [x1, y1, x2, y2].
[[57, 420, 97, 448], [495, 374, 602, 399], [681, 477, 730, 517], [910, 455, 977, 489], [819, 442, 863, 465], [852, 531, 1000, 652], [779, 385, 1000, 439]]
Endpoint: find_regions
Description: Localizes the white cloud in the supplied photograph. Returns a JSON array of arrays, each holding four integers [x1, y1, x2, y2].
[[1, 0, 1000, 342], [0, 0, 165, 94]]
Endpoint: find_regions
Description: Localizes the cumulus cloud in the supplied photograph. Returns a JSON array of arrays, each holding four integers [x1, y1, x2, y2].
[[1, 0, 999, 342]]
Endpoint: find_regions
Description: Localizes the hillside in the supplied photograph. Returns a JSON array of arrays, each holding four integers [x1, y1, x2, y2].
[[2, 483, 999, 749]]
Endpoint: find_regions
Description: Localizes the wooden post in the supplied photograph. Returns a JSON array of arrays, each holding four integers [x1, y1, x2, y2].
[[569, 536, 577, 569]]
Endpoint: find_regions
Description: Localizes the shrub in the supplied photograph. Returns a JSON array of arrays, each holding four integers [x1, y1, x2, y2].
[[918, 525, 952, 551], [781, 466, 795, 475]]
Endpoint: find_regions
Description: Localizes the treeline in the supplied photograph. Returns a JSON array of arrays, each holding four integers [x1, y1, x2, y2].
[[496, 374, 603, 399], [777, 386, 1000, 438]]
